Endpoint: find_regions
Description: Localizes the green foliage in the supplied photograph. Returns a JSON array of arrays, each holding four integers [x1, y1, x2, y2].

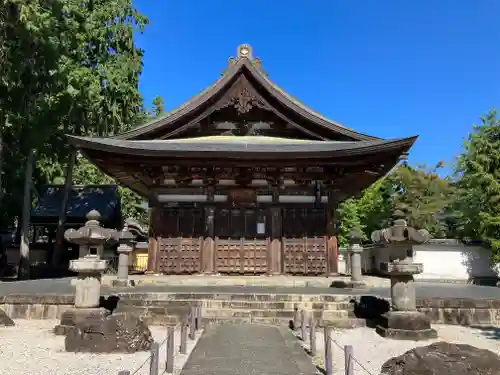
[[454, 109, 500, 262], [0, 0, 151, 229], [338, 164, 456, 244]]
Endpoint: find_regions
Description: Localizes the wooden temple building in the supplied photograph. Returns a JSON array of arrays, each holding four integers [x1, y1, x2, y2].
[[67, 44, 417, 276]]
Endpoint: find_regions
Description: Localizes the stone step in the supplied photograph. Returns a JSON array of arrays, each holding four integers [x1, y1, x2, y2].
[[139, 314, 366, 328], [117, 298, 353, 311], [116, 292, 353, 303], [201, 308, 350, 319]]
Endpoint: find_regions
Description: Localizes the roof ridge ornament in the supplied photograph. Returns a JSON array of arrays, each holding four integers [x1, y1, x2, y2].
[[224, 44, 264, 75]]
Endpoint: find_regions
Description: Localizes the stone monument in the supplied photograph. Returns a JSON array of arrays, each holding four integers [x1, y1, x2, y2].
[[371, 210, 437, 340], [112, 222, 136, 287], [54, 210, 116, 335]]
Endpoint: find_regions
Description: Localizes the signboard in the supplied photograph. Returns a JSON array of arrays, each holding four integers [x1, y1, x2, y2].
[[229, 189, 256, 203]]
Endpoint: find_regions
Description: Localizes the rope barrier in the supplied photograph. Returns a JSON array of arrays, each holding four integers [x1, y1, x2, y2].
[[129, 328, 171, 375], [329, 337, 375, 375]]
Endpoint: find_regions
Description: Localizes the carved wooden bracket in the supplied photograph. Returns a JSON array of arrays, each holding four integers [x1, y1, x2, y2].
[[217, 76, 269, 115]]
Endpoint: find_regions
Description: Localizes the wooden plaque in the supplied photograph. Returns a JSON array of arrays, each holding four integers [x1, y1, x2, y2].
[[229, 189, 256, 203]]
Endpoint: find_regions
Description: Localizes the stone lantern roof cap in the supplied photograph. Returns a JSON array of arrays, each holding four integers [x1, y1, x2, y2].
[[371, 210, 430, 245], [118, 223, 136, 245], [348, 229, 363, 245], [64, 210, 119, 246]]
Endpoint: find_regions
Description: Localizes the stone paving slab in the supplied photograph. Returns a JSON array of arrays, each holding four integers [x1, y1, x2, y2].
[[101, 274, 391, 288], [179, 323, 318, 375]]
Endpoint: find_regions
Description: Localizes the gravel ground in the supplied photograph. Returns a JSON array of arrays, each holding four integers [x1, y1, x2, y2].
[[0, 320, 202, 375], [296, 325, 500, 375]]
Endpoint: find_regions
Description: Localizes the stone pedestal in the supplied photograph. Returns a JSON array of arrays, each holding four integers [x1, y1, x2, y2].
[[376, 260, 437, 340], [376, 311, 437, 340], [347, 245, 366, 288], [54, 256, 108, 335]]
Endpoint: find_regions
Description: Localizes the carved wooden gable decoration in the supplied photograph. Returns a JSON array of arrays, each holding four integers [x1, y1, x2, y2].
[[116, 44, 380, 142]]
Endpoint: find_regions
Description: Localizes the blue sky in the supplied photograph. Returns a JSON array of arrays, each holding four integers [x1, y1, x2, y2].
[[133, 0, 500, 174]]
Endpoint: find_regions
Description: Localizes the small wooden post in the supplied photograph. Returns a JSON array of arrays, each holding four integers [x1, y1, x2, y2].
[[324, 327, 332, 375], [309, 315, 316, 356], [292, 304, 299, 330], [301, 310, 307, 341], [118, 371, 130, 375], [195, 305, 201, 330], [189, 306, 196, 340], [344, 345, 354, 375], [166, 326, 175, 374], [149, 341, 159, 375], [180, 319, 188, 354]]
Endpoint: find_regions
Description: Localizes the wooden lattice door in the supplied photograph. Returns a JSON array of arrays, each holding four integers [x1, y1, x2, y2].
[[215, 207, 269, 274]]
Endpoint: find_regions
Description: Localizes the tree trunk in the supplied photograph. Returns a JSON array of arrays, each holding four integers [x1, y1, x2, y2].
[[51, 149, 76, 269], [0, 133, 3, 205], [18, 149, 36, 280]]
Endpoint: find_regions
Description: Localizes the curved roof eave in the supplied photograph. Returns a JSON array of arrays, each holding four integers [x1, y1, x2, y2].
[[67, 135, 417, 160]]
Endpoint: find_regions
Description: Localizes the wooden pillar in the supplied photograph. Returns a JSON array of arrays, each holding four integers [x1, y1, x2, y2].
[[326, 189, 339, 275], [202, 185, 216, 274], [268, 184, 282, 275], [146, 207, 160, 274]]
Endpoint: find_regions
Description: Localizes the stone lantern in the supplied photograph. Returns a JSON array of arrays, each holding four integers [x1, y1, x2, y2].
[[371, 210, 437, 340], [346, 229, 366, 288], [112, 222, 136, 287], [54, 210, 119, 335]]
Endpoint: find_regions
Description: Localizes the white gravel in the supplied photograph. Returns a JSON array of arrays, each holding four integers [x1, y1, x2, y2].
[[297, 325, 500, 375], [0, 320, 202, 375]]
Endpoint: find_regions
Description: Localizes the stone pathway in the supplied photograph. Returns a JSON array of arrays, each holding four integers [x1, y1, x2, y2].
[[2, 278, 500, 299], [179, 324, 318, 375]]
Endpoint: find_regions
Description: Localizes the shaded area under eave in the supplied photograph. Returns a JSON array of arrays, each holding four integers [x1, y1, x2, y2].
[[65, 135, 418, 199]]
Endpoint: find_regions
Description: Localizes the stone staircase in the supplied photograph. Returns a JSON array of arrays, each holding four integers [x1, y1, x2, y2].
[[114, 292, 366, 328]]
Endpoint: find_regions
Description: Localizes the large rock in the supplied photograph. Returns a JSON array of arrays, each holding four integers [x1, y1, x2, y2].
[[0, 308, 14, 326], [65, 312, 153, 353], [381, 341, 500, 375]]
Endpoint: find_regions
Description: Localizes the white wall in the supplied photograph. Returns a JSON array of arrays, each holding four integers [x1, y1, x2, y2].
[[361, 240, 499, 282]]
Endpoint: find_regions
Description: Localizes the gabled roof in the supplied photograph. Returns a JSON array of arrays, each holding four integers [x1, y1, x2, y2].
[[31, 184, 122, 227], [116, 44, 381, 142]]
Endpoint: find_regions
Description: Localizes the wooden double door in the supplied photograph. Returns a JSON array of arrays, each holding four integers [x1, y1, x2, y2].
[[214, 207, 270, 273], [152, 206, 329, 275]]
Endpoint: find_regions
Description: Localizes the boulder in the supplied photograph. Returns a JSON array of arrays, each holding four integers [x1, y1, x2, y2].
[[381, 341, 500, 375], [0, 308, 14, 326], [65, 312, 153, 353]]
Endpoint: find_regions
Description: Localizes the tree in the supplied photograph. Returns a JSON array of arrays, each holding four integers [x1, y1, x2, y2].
[[386, 163, 455, 237], [454, 109, 500, 262], [337, 198, 365, 247], [338, 163, 457, 245], [152, 96, 165, 117]]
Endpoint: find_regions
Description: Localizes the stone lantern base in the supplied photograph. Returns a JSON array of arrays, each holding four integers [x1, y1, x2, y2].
[[330, 279, 367, 289], [54, 307, 109, 336], [112, 279, 135, 287], [376, 311, 438, 340]]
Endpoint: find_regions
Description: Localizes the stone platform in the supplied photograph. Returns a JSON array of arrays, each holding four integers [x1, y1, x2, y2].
[[101, 274, 391, 288], [1, 281, 500, 327]]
